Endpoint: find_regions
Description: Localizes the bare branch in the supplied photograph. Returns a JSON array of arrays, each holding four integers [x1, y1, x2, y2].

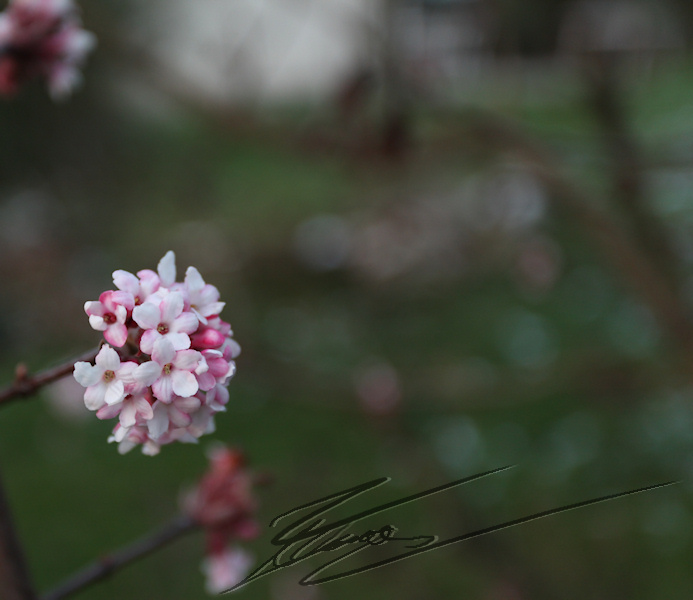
[[0, 348, 100, 408], [41, 515, 197, 600]]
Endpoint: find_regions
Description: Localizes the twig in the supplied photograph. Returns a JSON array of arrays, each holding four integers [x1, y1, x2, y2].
[[0, 348, 100, 408], [41, 515, 197, 600], [0, 465, 37, 600]]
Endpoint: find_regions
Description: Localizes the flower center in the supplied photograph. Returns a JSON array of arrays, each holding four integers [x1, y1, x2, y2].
[[134, 296, 142, 305], [103, 313, 117, 325], [157, 323, 169, 334], [103, 370, 116, 382], [163, 363, 173, 375]]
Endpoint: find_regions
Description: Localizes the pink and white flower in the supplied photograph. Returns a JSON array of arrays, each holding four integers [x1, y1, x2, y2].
[[183, 266, 225, 324], [112, 269, 160, 306], [73, 345, 135, 410], [134, 338, 204, 403], [84, 290, 134, 347], [133, 291, 198, 354]]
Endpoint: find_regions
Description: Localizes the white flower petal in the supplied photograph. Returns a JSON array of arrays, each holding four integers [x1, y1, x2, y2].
[[157, 251, 177, 288], [173, 349, 201, 371], [169, 406, 192, 428], [114, 305, 128, 323], [104, 323, 128, 348], [96, 403, 121, 420], [161, 292, 184, 323], [120, 402, 137, 428], [133, 302, 160, 330], [152, 375, 174, 403], [117, 361, 138, 383], [104, 380, 125, 406], [152, 337, 176, 365], [165, 332, 191, 351], [88, 314, 107, 331], [184, 266, 205, 293], [84, 301, 105, 317], [112, 425, 129, 443], [198, 285, 220, 306], [74, 361, 101, 387], [139, 329, 160, 354], [175, 395, 201, 412], [171, 311, 198, 334], [200, 302, 225, 318], [95, 345, 121, 371], [134, 361, 162, 387], [112, 269, 140, 295], [134, 396, 154, 421], [172, 370, 198, 398], [148, 403, 170, 439], [142, 441, 161, 456], [84, 382, 107, 410], [225, 339, 241, 358], [117, 439, 137, 454]]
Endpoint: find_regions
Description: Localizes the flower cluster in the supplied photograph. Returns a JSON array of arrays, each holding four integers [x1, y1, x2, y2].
[[183, 447, 259, 593], [0, 0, 95, 99], [74, 251, 239, 456]]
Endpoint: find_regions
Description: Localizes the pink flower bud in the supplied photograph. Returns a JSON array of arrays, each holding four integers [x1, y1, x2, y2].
[[190, 327, 226, 350]]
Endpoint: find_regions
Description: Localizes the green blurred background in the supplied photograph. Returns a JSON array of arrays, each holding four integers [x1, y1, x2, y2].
[[2, 0, 693, 598]]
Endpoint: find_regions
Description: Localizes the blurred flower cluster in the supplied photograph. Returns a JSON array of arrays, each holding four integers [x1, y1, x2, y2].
[[0, 0, 94, 99], [184, 447, 259, 593], [73, 251, 240, 455]]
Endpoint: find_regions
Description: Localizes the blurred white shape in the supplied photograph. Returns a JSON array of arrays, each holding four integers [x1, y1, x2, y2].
[[46, 376, 90, 422], [294, 214, 352, 271], [142, 0, 380, 103]]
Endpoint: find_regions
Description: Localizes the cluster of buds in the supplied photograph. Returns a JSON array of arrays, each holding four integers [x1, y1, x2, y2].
[[73, 251, 240, 456], [183, 447, 259, 593], [0, 0, 95, 99]]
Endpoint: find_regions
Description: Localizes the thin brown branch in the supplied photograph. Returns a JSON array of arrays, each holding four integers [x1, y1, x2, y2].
[[0, 465, 37, 600], [0, 348, 100, 408], [41, 515, 197, 600]]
